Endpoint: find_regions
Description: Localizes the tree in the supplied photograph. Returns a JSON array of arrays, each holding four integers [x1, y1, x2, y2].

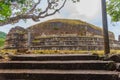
[[0, 0, 80, 26], [107, 0, 120, 22]]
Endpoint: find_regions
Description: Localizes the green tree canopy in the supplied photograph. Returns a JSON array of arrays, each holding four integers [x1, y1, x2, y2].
[[107, 0, 120, 22], [0, 0, 80, 26]]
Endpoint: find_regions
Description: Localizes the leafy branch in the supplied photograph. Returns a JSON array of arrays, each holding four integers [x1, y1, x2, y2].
[[0, 0, 80, 26]]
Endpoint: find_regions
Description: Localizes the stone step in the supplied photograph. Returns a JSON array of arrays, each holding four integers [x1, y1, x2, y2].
[[0, 69, 119, 80], [9, 54, 100, 61], [0, 60, 116, 70]]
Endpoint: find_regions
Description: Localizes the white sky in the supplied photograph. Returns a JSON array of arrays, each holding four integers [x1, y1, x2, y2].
[[0, 0, 120, 40]]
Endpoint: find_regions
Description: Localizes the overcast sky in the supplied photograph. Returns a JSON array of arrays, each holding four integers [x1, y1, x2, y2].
[[0, 0, 120, 40]]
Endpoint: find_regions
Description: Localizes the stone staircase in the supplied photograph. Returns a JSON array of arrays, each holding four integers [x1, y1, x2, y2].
[[0, 54, 119, 80]]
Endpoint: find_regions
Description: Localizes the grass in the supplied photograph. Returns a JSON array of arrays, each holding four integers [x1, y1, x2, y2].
[[0, 49, 120, 56], [30, 50, 120, 56], [0, 49, 17, 55], [0, 38, 5, 48]]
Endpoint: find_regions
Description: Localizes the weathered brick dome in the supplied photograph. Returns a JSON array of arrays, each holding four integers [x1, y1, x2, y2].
[[4, 19, 120, 50], [28, 19, 115, 39]]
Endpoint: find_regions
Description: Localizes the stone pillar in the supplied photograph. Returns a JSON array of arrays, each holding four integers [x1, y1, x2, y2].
[[28, 30, 31, 49], [118, 35, 120, 42], [101, 0, 110, 54]]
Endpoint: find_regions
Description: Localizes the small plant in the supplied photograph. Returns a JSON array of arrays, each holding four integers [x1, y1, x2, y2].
[[106, 62, 116, 71], [92, 53, 98, 56], [53, 27, 59, 30]]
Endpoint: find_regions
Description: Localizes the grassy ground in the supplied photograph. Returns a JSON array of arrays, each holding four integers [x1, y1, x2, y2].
[[0, 49, 120, 56], [31, 50, 120, 56]]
